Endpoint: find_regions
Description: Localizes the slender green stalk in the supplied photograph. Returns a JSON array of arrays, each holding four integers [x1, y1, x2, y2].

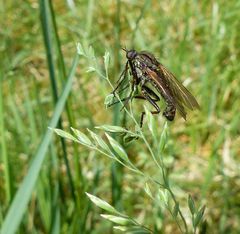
[[111, 0, 123, 212], [39, 0, 76, 201]]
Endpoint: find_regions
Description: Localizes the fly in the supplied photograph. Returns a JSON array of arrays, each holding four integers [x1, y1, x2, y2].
[[109, 49, 200, 127]]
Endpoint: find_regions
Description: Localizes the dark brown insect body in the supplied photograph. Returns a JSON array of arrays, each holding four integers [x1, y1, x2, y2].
[[111, 49, 200, 127]]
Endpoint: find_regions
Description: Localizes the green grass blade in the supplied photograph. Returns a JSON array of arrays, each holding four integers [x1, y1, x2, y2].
[[111, 0, 123, 212], [39, 0, 76, 201], [39, 0, 58, 101]]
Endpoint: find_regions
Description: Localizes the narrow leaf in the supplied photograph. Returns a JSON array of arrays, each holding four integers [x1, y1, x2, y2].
[[101, 214, 132, 225], [158, 189, 169, 206], [144, 106, 156, 137], [194, 205, 206, 227], [96, 125, 127, 133], [105, 133, 129, 162], [86, 66, 96, 73], [104, 94, 114, 107], [76, 42, 85, 56], [71, 127, 92, 146], [113, 226, 127, 231], [114, 226, 150, 233], [88, 129, 111, 153], [86, 193, 118, 214], [103, 51, 110, 72], [188, 194, 196, 215], [144, 183, 153, 198], [159, 122, 168, 153], [53, 128, 78, 142]]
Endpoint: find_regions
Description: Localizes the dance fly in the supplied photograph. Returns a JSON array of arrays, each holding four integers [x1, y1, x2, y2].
[[109, 49, 200, 127]]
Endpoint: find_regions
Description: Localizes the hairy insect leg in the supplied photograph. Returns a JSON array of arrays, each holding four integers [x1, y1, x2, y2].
[[107, 83, 130, 108], [115, 83, 130, 95], [120, 91, 135, 111], [108, 94, 149, 108], [108, 95, 140, 107], [119, 80, 139, 111], [112, 62, 129, 94], [140, 86, 161, 127], [141, 85, 160, 102]]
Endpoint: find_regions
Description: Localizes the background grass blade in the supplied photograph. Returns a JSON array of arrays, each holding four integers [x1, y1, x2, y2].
[[39, 0, 76, 201]]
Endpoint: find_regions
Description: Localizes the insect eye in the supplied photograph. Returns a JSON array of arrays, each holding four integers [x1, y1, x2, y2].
[[126, 50, 137, 59]]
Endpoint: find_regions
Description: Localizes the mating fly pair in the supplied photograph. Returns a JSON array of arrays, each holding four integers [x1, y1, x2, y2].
[[109, 48, 200, 127]]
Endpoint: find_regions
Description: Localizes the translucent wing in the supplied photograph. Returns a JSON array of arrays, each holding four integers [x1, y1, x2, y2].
[[139, 51, 199, 112], [145, 68, 187, 120], [157, 64, 200, 110]]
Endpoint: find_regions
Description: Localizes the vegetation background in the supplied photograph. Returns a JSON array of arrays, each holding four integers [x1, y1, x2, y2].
[[1, 0, 240, 233]]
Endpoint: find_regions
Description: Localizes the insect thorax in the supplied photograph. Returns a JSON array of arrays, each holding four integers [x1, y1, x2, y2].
[[132, 58, 151, 84]]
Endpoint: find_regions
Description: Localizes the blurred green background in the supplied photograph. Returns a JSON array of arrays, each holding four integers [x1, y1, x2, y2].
[[0, 0, 240, 233]]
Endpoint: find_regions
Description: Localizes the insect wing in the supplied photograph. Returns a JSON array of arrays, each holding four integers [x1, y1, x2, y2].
[[145, 68, 187, 119], [158, 64, 200, 110]]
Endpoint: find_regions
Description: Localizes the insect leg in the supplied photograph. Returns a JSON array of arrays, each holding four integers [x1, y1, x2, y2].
[[112, 62, 129, 94], [141, 86, 160, 102], [140, 86, 161, 127], [108, 94, 147, 108], [120, 84, 136, 111], [108, 96, 132, 107], [116, 83, 130, 94], [107, 83, 131, 108]]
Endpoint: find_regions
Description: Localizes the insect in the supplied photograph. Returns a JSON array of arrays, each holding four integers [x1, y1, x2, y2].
[[109, 48, 200, 127]]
